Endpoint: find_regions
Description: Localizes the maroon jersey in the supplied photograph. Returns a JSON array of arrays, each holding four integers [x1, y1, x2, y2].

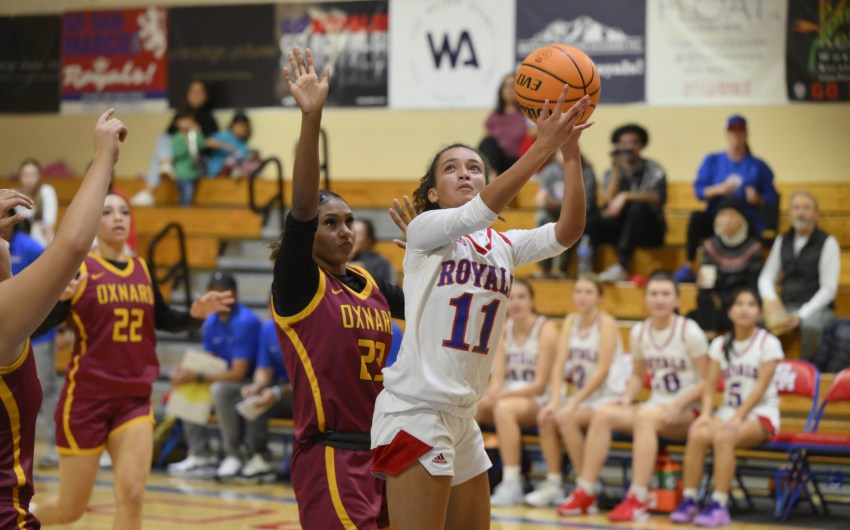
[[273, 266, 393, 443], [0, 340, 42, 529], [65, 254, 158, 399]]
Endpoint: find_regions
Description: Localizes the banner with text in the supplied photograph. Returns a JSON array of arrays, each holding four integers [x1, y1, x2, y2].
[[389, 0, 515, 109], [61, 7, 168, 113], [0, 15, 60, 113], [276, 1, 388, 107], [647, 0, 788, 105], [787, 0, 850, 102], [516, 0, 646, 103], [169, 4, 278, 109]]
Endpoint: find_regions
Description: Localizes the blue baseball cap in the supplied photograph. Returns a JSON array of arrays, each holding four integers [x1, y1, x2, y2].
[[726, 114, 747, 129]]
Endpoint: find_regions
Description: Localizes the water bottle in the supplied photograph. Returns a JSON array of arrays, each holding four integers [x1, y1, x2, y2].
[[577, 235, 593, 275]]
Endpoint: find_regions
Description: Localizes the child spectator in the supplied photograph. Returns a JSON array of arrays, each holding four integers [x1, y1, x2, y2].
[[171, 108, 206, 206], [206, 111, 262, 179]]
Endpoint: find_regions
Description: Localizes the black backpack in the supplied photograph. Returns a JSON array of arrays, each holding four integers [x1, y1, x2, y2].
[[812, 319, 850, 373]]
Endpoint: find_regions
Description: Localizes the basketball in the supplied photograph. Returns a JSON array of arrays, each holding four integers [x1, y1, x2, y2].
[[515, 44, 601, 124]]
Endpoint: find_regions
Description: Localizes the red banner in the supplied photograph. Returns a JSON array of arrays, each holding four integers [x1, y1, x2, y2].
[[61, 6, 167, 111]]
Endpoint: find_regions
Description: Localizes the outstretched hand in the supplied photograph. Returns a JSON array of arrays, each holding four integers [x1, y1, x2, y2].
[[388, 195, 416, 249], [93, 108, 128, 166], [189, 290, 235, 319], [283, 47, 330, 115], [0, 189, 32, 233], [535, 87, 594, 153]]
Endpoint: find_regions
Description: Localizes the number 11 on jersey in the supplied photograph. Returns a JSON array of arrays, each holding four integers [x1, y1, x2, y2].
[[442, 293, 501, 355]]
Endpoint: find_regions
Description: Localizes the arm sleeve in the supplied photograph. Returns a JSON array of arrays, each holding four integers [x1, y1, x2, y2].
[[152, 275, 204, 332], [32, 301, 70, 338], [798, 235, 840, 320], [406, 195, 499, 252], [694, 155, 714, 201], [758, 236, 783, 301], [40, 184, 58, 226], [272, 214, 321, 317], [761, 334, 785, 363], [502, 224, 568, 268], [684, 319, 709, 359], [374, 276, 405, 319]]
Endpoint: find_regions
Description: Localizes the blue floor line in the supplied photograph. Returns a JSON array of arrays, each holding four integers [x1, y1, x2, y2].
[[34, 474, 625, 529]]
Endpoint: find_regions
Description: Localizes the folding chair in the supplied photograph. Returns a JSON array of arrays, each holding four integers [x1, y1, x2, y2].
[[770, 366, 850, 519]]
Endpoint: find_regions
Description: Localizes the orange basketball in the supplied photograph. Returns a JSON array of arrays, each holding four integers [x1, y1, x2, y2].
[[515, 44, 601, 124]]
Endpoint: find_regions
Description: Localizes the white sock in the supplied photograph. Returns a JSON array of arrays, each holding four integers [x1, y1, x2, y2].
[[711, 491, 729, 506], [630, 485, 649, 503], [546, 473, 562, 485], [683, 488, 698, 501], [577, 478, 597, 495], [503, 466, 521, 482]]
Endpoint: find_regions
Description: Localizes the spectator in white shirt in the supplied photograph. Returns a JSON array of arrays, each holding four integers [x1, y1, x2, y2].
[[758, 191, 839, 359]]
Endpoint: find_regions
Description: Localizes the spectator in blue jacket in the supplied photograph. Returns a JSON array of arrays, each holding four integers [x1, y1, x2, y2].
[[168, 270, 262, 481], [675, 115, 778, 282]]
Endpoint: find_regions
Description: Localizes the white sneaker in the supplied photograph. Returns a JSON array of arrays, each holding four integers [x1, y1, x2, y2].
[[216, 455, 242, 481], [524, 480, 565, 507], [130, 189, 155, 206], [598, 263, 627, 283], [237, 454, 276, 484], [490, 478, 525, 507], [168, 455, 218, 479]]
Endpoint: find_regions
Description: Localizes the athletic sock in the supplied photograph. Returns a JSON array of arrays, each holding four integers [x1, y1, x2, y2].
[[630, 485, 649, 503], [711, 491, 729, 506], [546, 473, 562, 484], [503, 466, 521, 482], [683, 488, 698, 501], [577, 478, 597, 495]]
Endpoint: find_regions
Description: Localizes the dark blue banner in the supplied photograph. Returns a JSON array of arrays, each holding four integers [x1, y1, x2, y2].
[[515, 0, 646, 103]]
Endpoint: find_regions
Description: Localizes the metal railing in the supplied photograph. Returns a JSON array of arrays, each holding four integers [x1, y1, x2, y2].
[[146, 222, 193, 325], [248, 156, 285, 233]]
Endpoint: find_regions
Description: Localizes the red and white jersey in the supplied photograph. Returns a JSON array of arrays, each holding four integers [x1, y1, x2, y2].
[[564, 314, 625, 404], [630, 316, 708, 405], [502, 316, 547, 391], [709, 329, 784, 413], [381, 196, 566, 417]]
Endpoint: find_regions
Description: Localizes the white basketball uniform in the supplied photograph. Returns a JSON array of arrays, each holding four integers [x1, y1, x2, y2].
[[371, 195, 567, 485], [564, 314, 626, 408], [502, 315, 549, 403], [709, 329, 784, 434], [630, 315, 709, 407]]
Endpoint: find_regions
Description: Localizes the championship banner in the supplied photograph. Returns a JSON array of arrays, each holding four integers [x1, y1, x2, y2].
[[61, 7, 168, 113], [169, 5, 278, 109], [0, 15, 60, 113], [389, 0, 515, 109], [646, 0, 788, 105], [787, 0, 850, 102], [276, 1, 388, 108], [516, 0, 646, 103]]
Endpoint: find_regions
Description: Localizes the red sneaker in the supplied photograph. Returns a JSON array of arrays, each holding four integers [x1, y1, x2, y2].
[[556, 486, 599, 516], [607, 492, 650, 522]]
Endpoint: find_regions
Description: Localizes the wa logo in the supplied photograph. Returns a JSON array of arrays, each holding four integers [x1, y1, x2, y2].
[[427, 31, 479, 69]]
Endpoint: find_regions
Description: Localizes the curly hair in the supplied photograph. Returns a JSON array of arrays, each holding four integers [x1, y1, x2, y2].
[[411, 143, 492, 214]]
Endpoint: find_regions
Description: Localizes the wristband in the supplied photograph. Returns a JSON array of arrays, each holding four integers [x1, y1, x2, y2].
[[271, 385, 282, 402]]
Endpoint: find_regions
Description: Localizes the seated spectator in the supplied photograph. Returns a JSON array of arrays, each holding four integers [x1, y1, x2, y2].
[[478, 73, 531, 174], [675, 115, 778, 282], [133, 80, 218, 206], [688, 197, 764, 337], [351, 218, 398, 285], [478, 279, 558, 506], [238, 318, 294, 483], [587, 124, 667, 282], [168, 271, 262, 481], [171, 108, 206, 206], [14, 158, 57, 246], [758, 191, 839, 360], [533, 150, 598, 278], [206, 111, 262, 179]]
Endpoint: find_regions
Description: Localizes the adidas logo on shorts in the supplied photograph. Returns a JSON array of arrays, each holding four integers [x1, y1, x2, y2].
[[431, 453, 448, 465]]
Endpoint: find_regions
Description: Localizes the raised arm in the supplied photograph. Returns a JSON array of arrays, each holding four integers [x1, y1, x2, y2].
[[284, 47, 329, 221], [0, 110, 126, 365]]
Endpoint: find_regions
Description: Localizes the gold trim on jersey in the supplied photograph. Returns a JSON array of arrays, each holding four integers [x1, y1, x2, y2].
[[137, 258, 153, 284], [325, 446, 357, 529], [274, 269, 328, 326], [62, 310, 89, 451], [275, 322, 326, 432], [0, 340, 32, 529], [342, 265, 375, 301], [70, 261, 89, 306], [0, 339, 30, 375], [90, 253, 136, 278], [55, 444, 105, 456], [108, 406, 154, 439]]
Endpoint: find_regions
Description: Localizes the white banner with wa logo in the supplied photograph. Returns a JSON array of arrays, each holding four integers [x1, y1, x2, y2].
[[646, 0, 788, 105], [389, 0, 515, 108]]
